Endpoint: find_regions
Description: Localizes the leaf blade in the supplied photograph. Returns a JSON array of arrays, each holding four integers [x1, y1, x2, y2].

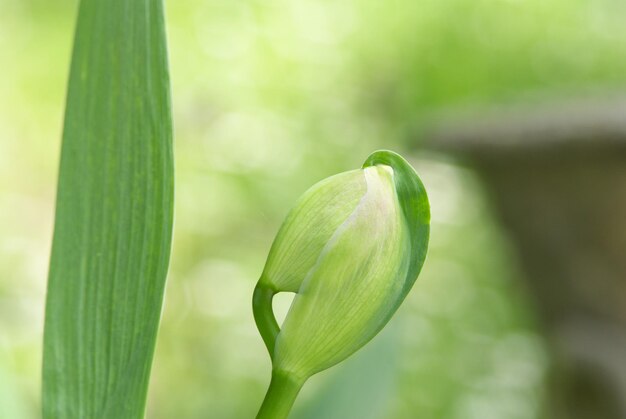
[[42, 0, 173, 417]]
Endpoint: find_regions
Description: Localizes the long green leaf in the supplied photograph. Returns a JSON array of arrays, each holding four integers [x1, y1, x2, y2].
[[42, 0, 173, 417]]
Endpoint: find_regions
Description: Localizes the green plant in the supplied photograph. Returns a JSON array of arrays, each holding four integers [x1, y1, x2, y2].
[[253, 150, 430, 419], [42, 0, 173, 417]]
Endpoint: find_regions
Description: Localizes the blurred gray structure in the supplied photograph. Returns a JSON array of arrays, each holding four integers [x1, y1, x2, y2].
[[423, 97, 626, 419]]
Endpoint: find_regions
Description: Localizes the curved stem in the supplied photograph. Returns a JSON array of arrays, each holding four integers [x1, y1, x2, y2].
[[253, 282, 280, 357], [256, 370, 305, 419]]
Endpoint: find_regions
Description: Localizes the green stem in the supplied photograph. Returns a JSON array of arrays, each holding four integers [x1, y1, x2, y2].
[[252, 282, 280, 357], [256, 370, 305, 419]]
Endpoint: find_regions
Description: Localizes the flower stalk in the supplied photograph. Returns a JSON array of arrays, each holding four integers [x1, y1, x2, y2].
[[256, 370, 305, 419]]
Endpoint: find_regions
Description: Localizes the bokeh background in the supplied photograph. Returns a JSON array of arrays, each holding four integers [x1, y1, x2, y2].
[[1, 0, 626, 418]]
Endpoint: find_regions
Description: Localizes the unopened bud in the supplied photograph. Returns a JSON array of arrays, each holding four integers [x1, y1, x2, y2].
[[254, 150, 430, 418]]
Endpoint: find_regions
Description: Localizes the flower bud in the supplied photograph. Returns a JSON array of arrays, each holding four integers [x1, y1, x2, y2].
[[253, 150, 430, 381]]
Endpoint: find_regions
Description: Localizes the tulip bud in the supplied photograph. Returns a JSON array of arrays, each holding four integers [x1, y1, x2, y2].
[[254, 150, 429, 418]]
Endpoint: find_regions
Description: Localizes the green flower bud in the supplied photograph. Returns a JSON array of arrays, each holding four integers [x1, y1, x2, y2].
[[254, 150, 429, 418]]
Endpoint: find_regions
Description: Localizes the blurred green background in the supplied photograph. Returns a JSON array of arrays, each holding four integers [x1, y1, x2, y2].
[[1, 0, 625, 418]]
